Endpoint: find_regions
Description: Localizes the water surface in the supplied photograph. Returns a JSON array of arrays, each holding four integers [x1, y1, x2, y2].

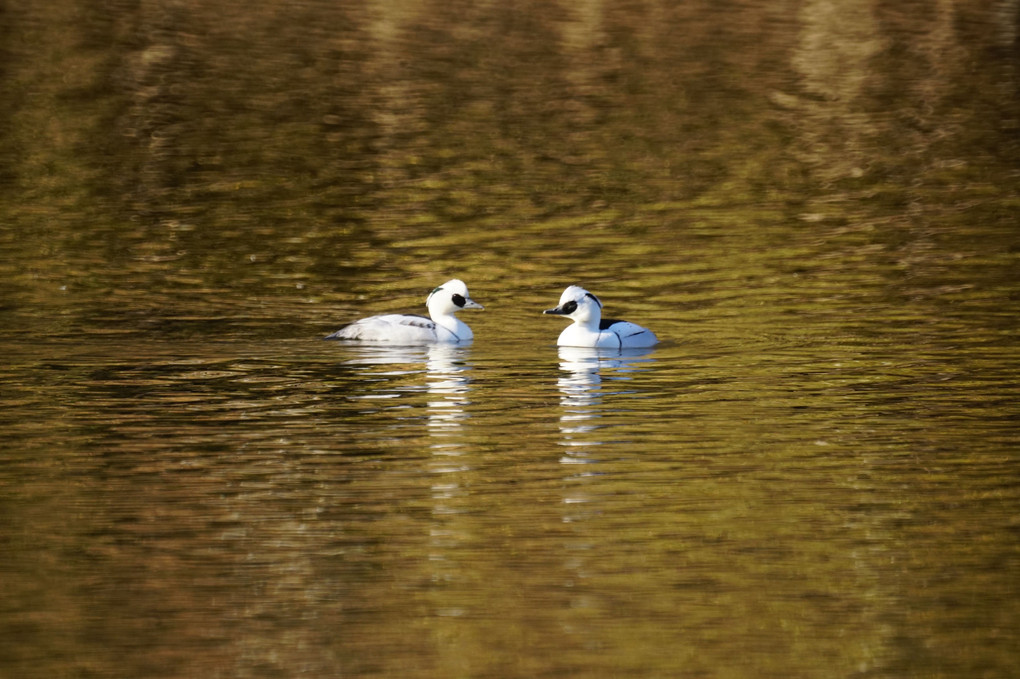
[[1, 1, 1018, 677]]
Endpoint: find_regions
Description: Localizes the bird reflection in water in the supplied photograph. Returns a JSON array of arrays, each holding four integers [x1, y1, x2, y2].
[[340, 343, 475, 594], [557, 346, 656, 523], [340, 343, 473, 455], [557, 346, 657, 629], [424, 343, 473, 460], [557, 346, 656, 462], [423, 343, 474, 602], [557, 347, 606, 465]]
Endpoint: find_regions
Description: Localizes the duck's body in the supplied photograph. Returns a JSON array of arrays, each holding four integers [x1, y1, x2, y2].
[[544, 285, 657, 349], [326, 279, 482, 344]]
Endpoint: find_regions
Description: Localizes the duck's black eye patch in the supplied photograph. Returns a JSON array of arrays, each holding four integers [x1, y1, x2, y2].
[[452, 293, 466, 307], [584, 292, 602, 309], [561, 300, 578, 314]]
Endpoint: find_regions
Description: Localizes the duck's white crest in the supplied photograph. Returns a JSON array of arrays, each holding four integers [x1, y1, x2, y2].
[[543, 285, 657, 349], [326, 279, 483, 344]]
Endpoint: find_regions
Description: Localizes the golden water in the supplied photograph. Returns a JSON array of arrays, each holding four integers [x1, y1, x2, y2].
[[1, 1, 1018, 677]]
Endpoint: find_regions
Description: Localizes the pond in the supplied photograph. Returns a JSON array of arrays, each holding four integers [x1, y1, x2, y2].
[[1, 1, 1018, 677]]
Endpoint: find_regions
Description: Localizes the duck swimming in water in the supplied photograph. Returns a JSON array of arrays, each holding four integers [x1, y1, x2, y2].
[[325, 279, 483, 344], [543, 285, 657, 349]]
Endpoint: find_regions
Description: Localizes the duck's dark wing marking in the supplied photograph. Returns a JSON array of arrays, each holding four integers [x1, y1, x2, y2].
[[397, 314, 435, 329], [599, 318, 625, 330]]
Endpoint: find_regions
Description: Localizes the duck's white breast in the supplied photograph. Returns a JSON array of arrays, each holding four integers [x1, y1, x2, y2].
[[556, 325, 610, 348]]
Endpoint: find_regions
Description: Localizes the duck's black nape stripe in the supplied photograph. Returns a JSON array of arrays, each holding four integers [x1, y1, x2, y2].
[[584, 292, 602, 309]]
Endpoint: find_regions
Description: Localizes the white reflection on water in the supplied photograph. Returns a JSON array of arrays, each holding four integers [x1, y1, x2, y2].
[[557, 345, 658, 619], [424, 343, 473, 458], [335, 343, 476, 586], [557, 347, 605, 465], [556, 346, 656, 464], [340, 344, 432, 366], [422, 344, 474, 596], [557, 346, 656, 525], [338, 343, 474, 457], [341, 344, 430, 401]]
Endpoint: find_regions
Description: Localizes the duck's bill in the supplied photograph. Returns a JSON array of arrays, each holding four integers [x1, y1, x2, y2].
[[543, 306, 568, 315], [464, 299, 484, 310]]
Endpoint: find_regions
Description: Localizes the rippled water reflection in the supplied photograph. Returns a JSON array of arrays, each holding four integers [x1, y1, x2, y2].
[[2, 0, 1018, 677]]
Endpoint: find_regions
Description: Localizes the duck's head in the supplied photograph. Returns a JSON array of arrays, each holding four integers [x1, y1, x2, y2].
[[426, 279, 484, 316], [543, 285, 602, 324]]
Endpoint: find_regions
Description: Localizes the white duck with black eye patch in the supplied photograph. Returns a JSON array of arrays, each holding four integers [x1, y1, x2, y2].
[[543, 285, 657, 349], [325, 279, 483, 344]]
